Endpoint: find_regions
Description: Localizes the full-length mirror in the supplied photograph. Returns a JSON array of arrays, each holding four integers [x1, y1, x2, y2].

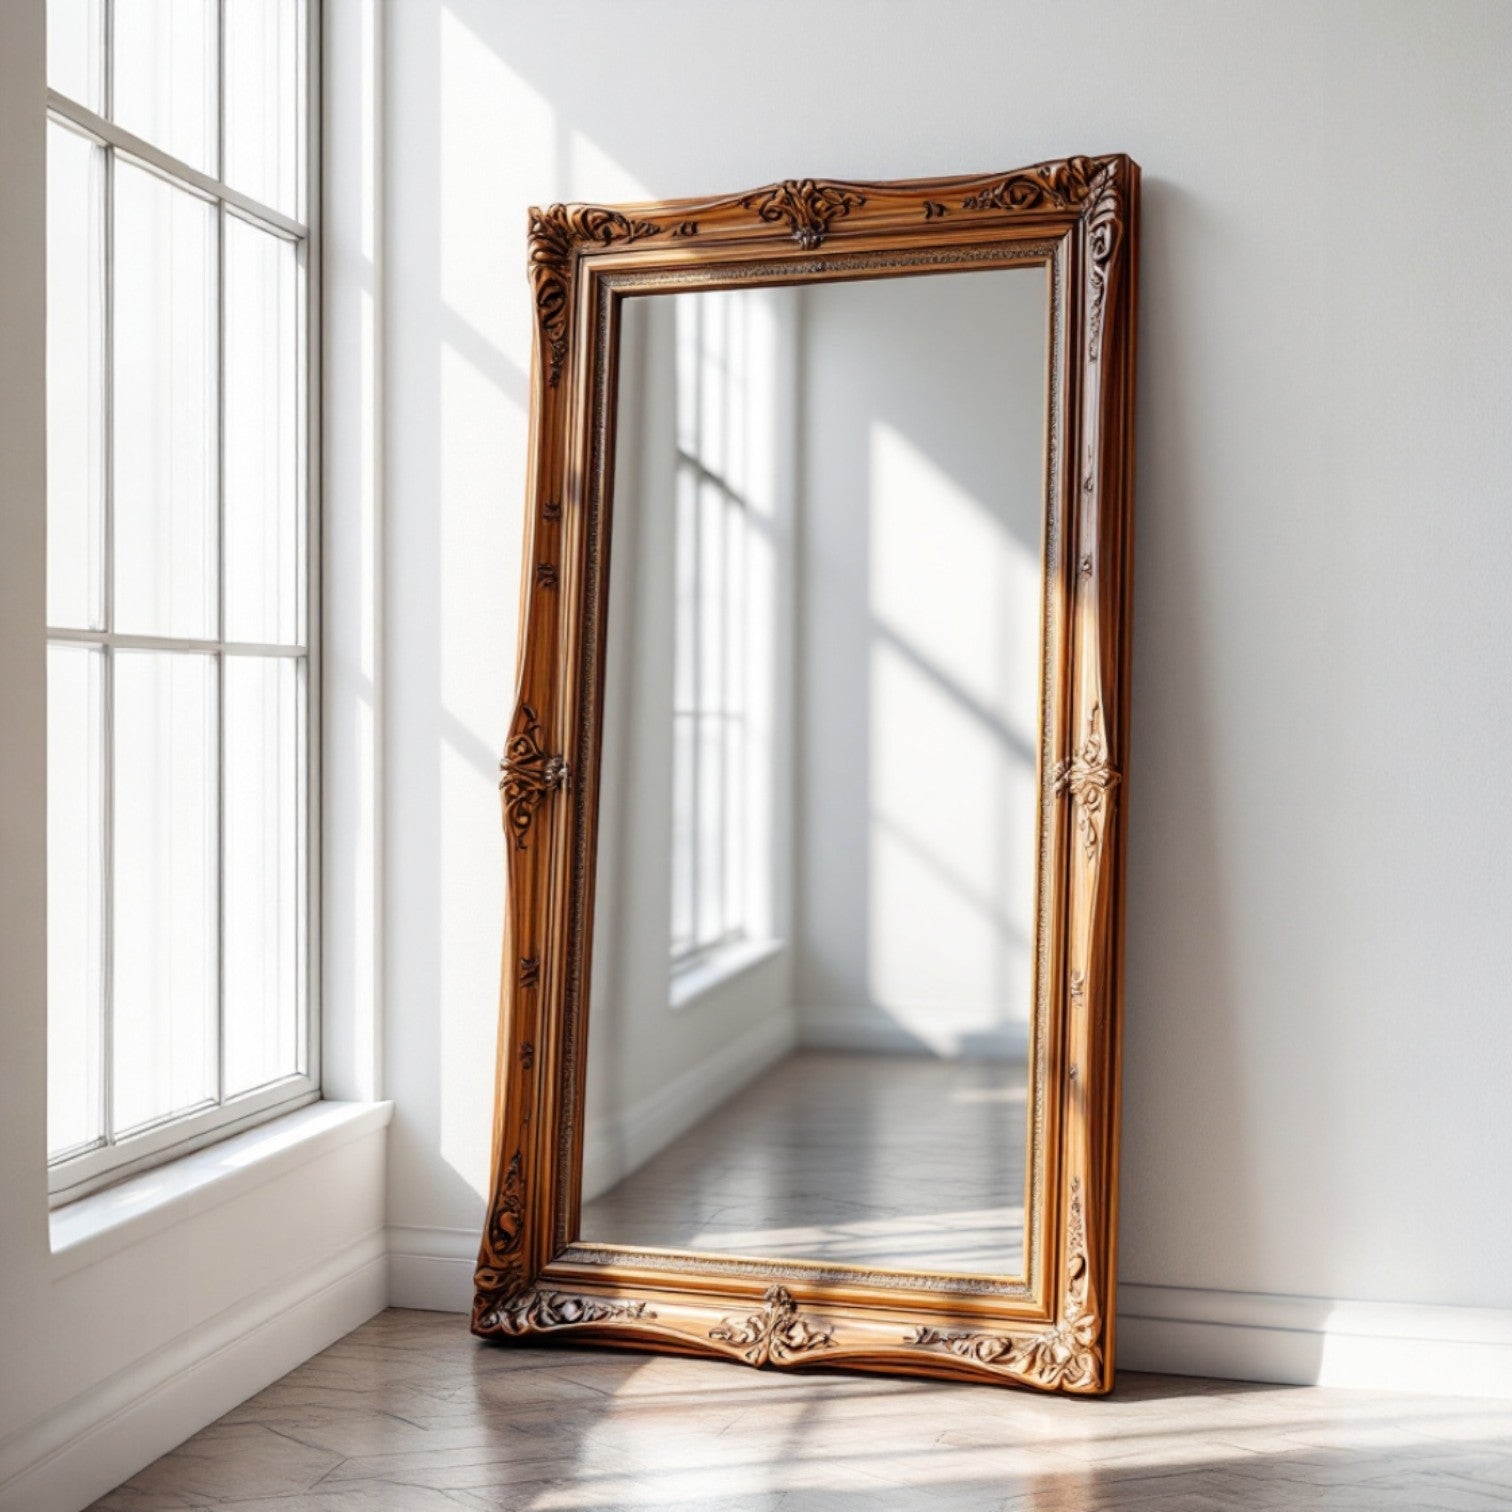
[[581, 270, 1049, 1278], [474, 157, 1139, 1394]]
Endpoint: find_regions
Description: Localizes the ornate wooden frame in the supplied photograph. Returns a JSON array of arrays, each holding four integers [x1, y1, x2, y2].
[[472, 155, 1140, 1394]]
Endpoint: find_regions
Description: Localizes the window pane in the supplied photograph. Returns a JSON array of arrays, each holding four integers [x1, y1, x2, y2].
[[47, 644, 105, 1158], [722, 714, 744, 942], [698, 477, 724, 709], [225, 215, 300, 644], [47, 122, 106, 631], [113, 161, 217, 638], [670, 713, 694, 955], [47, 0, 104, 112], [696, 714, 723, 947], [225, 0, 302, 219], [112, 0, 217, 173], [673, 466, 695, 711], [675, 296, 698, 455], [697, 296, 727, 476], [113, 650, 217, 1134], [224, 656, 302, 1095]]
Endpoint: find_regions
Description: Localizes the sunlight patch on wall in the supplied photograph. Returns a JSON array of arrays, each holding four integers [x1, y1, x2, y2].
[[440, 4, 551, 369], [865, 421, 1039, 1046]]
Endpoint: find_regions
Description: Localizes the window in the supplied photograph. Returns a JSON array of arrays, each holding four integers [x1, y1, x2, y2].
[[670, 292, 754, 968], [45, 0, 318, 1201]]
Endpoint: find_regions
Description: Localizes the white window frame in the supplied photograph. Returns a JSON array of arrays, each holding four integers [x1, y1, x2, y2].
[[45, 0, 322, 1205]]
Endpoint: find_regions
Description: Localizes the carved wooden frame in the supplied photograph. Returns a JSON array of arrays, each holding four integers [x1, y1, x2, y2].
[[473, 156, 1140, 1394]]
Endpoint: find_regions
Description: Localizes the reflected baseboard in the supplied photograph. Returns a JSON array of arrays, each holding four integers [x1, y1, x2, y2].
[[796, 1007, 1029, 1062], [580, 1010, 797, 1204]]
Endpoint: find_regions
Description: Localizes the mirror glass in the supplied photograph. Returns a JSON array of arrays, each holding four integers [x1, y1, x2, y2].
[[580, 266, 1049, 1277]]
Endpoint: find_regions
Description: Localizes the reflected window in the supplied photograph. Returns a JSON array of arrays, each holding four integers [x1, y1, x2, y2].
[[670, 293, 752, 965]]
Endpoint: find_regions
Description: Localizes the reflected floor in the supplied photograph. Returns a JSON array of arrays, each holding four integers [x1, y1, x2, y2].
[[579, 1049, 1027, 1275]]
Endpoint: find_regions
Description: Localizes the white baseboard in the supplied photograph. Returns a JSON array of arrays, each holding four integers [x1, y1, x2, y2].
[[0, 1231, 388, 1512], [580, 1009, 796, 1203], [385, 1240, 1512, 1400], [388, 1223, 479, 1313], [1119, 1282, 1512, 1399], [798, 1006, 1028, 1061]]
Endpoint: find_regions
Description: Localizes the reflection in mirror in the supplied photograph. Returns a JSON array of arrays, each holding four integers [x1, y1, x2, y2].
[[581, 267, 1049, 1278]]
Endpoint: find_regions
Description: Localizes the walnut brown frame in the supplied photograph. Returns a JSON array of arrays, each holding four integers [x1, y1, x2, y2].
[[472, 155, 1140, 1394]]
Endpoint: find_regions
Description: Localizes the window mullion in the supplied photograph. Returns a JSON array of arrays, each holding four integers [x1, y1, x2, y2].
[[100, 111, 116, 1149], [213, 0, 229, 1116], [46, 93, 307, 244], [689, 302, 703, 953], [214, 197, 227, 1111]]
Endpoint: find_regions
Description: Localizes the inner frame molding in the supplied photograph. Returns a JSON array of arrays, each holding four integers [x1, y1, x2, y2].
[[472, 155, 1140, 1394]]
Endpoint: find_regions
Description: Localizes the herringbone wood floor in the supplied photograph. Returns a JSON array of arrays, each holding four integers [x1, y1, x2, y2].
[[91, 1309, 1512, 1510]]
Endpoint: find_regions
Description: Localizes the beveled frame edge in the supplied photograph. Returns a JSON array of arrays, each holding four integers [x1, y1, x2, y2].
[[555, 234, 1063, 1313], [472, 155, 1140, 1395]]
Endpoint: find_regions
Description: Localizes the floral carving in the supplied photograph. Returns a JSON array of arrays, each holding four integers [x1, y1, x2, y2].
[[529, 205, 691, 385], [473, 1151, 525, 1304], [1083, 165, 1122, 359], [1053, 703, 1120, 862], [519, 957, 540, 988], [740, 180, 865, 250], [910, 1180, 1101, 1390], [479, 1289, 654, 1337], [960, 155, 1114, 213], [956, 155, 1124, 359], [710, 1285, 835, 1364], [499, 703, 568, 849]]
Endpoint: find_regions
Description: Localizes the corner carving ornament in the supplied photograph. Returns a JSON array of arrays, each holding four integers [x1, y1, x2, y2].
[[478, 1288, 655, 1337], [909, 1180, 1102, 1390], [958, 155, 1122, 359], [1053, 703, 1120, 862], [472, 1151, 526, 1308], [529, 204, 696, 385], [498, 703, 568, 849], [709, 1286, 835, 1365], [960, 153, 1115, 213]]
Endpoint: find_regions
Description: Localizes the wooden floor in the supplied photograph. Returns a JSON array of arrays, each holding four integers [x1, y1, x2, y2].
[[581, 1051, 1028, 1275], [92, 1309, 1512, 1510]]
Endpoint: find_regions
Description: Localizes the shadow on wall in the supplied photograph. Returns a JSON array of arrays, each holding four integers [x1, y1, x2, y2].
[[1113, 176, 1308, 1372]]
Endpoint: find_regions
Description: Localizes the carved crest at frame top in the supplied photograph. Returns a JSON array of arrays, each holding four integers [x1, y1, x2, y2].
[[525, 155, 1127, 385]]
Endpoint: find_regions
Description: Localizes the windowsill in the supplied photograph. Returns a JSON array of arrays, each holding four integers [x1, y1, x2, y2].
[[671, 937, 785, 1011], [49, 1099, 394, 1277]]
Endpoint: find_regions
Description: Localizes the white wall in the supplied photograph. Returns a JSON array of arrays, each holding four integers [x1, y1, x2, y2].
[[794, 270, 1047, 1061], [380, 0, 1512, 1389], [0, 7, 389, 1507]]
